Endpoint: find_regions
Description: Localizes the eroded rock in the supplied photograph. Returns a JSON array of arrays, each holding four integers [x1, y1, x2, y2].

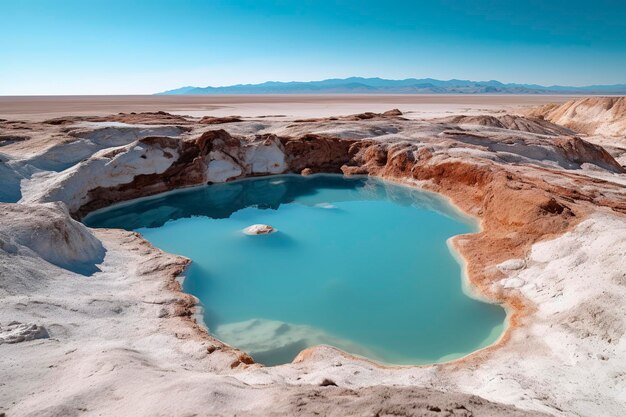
[[206, 151, 243, 182], [437, 114, 575, 136], [0, 202, 105, 275], [242, 135, 287, 175], [2, 105, 626, 417], [527, 96, 626, 136], [199, 116, 243, 124], [0, 322, 49, 344]]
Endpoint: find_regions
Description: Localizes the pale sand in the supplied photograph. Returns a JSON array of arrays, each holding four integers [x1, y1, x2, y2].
[[0, 94, 576, 121]]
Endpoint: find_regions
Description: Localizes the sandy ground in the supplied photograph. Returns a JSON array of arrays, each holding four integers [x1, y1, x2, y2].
[[1, 96, 625, 417], [0, 94, 576, 121]]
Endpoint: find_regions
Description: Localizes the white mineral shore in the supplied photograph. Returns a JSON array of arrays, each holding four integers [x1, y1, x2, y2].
[[2, 206, 624, 416], [1, 98, 625, 416], [242, 224, 277, 235]]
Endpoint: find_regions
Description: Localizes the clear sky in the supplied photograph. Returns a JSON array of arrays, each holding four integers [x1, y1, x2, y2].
[[1, 0, 625, 95]]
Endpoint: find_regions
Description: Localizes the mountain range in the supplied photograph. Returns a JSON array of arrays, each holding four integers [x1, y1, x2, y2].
[[157, 77, 626, 95]]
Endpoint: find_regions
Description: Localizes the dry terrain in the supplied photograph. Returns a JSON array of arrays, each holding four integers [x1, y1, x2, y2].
[[0, 94, 576, 121], [1, 95, 625, 417]]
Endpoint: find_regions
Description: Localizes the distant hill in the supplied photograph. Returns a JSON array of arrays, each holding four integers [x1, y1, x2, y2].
[[157, 77, 626, 95]]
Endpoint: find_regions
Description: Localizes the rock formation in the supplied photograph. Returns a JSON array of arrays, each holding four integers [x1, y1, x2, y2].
[[199, 115, 243, 124], [527, 96, 626, 136], [0, 322, 49, 344], [44, 111, 194, 126], [1, 106, 625, 417], [293, 109, 407, 123], [436, 114, 576, 136], [0, 202, 105, 275]]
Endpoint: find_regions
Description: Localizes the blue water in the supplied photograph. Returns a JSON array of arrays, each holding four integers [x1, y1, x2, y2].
[[85, 175, 506, 366]]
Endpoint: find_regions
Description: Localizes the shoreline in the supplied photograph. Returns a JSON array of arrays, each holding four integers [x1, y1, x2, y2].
[[2, 100, 625, 416], [86, 172, 510, 369], [75, 147, 588, 374]]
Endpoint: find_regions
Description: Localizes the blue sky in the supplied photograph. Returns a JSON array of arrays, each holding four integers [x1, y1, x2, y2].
[[1, 0, 625, 94]]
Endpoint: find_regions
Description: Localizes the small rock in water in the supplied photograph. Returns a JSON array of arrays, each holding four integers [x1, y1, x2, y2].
[[243, 224, 277, 235]]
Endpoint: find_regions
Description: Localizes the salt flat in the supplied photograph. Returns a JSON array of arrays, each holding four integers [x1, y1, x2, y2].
[[0, 94, 575, 121]]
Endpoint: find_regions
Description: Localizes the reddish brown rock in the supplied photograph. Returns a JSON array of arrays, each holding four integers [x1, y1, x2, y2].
[[280, 134, 362, 173], [293, 109, 407, 123], [382, 108, 403, 117], [44, 111, 193, 125], [554, 135, 624, 173], [199, 116, 243, 124]]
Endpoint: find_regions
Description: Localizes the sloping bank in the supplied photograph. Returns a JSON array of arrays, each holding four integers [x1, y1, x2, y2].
[[3, 116, 626, 416]]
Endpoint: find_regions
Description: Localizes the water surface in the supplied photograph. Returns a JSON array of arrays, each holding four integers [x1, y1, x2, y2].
[[85, 175, 506, 366]]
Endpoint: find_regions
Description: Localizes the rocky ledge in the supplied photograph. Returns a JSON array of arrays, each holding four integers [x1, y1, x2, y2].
[[1, 98, 625, 416]]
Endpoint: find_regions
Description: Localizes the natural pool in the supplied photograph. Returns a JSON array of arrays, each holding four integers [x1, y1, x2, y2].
[[85, 175, 506, 366]]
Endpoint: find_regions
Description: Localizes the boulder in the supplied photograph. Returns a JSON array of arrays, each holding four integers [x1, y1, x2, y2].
[[242, 224, 276, 235]]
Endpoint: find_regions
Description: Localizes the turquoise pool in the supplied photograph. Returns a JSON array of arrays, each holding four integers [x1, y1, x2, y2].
[[85, 175, 506, 366]]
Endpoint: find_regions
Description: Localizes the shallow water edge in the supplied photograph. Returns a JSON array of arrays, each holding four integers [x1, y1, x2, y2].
[[85, 174, 508, 366]]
